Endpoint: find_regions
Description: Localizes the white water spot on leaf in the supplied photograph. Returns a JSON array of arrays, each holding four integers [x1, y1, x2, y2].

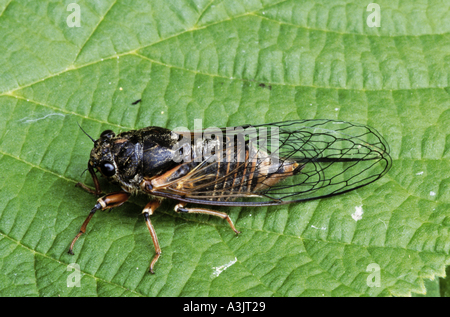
[[352, 205, 364, 221], [416, 171, 424, 175], [211, 257, 237, 278], [19, 113, 65, 123], [430, 191, 436, 196], [311, 225, 326, 230]]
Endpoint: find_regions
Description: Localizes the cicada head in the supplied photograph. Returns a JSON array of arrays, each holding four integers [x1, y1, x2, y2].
[[89, 130, 118, 179], [87, 128, 144, 193], [86, 126, 183, 193]]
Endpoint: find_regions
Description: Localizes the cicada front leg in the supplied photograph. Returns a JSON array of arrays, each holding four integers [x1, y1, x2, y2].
[[75, 164, 103, 196], [75, 182, 102, 196], [68, 191, 131, 255]]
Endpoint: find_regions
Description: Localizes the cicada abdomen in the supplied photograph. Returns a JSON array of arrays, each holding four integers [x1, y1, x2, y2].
[[151, 130, 302, 202]]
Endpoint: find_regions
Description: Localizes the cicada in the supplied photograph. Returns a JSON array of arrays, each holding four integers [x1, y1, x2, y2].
[[69, 119, 392, 273]]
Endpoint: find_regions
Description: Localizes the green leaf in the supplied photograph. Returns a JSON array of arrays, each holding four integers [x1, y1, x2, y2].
[[1, 0, 449, 297]]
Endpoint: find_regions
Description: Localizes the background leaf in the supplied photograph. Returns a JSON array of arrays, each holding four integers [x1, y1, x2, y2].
[[1, 0, 449, 297]]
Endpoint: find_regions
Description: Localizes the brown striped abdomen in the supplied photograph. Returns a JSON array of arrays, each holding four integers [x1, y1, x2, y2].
[[150, 143, 300, 201]]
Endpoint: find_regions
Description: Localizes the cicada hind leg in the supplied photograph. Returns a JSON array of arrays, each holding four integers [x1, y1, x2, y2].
[[143, 201, 241, 273], [174, 202, 241, 234]]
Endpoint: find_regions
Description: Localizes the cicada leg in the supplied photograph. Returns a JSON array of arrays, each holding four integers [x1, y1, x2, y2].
[[76, 164, 103, 196], [75, 182, 102, 196], [174, 202, 241, 234], [68, 191, 131, 255], [142, 200, 161, 273]]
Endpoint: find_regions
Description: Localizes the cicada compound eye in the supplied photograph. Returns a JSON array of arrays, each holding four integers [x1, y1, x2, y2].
[[100, 130, 115, 139], [99, 162, 116, 177]]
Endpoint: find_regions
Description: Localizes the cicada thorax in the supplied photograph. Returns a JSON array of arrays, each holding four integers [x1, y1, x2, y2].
[[138, 127, 180, 178], [106, 127, 181, 192], [150, 134, 301, 202]]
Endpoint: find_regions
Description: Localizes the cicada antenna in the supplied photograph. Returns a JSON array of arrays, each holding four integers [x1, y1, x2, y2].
[[77, 122, 96, 143]]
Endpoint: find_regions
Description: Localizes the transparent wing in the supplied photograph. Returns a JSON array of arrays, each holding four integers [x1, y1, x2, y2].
[[150, 119, 392, 206]]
